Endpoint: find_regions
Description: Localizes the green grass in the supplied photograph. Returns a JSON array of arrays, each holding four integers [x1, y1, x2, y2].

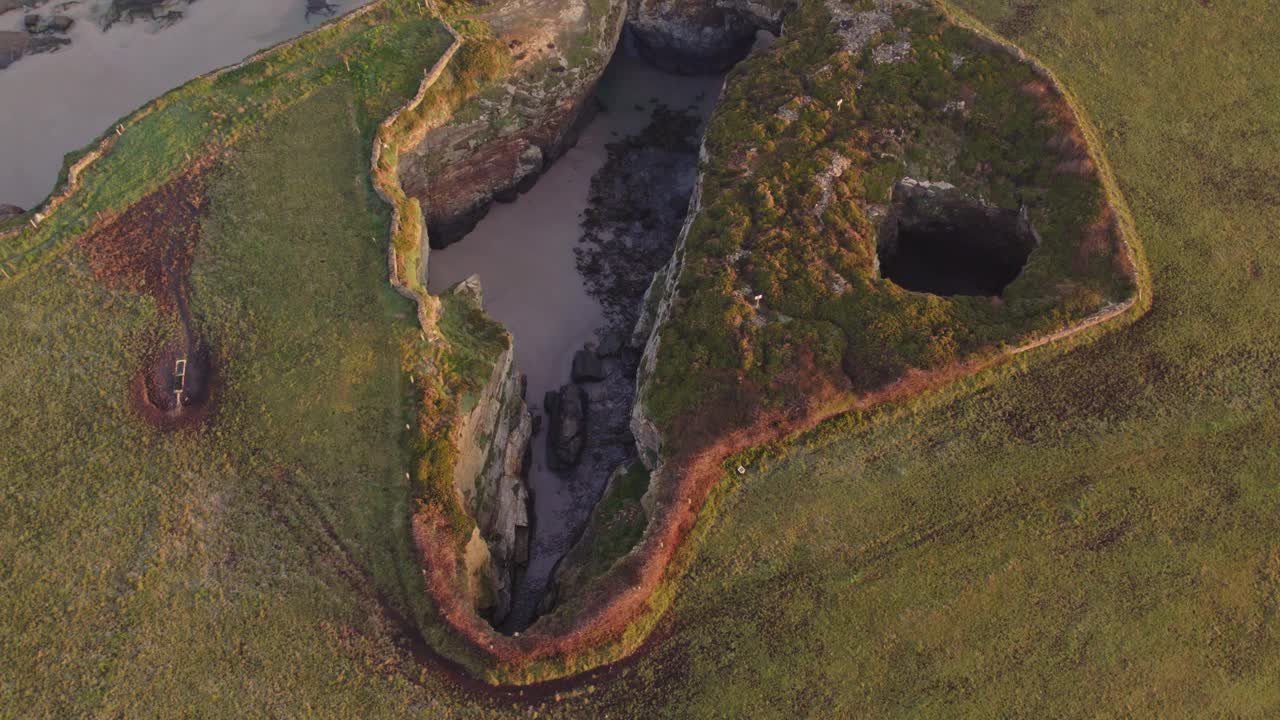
[[0, 0, 449, 279], [2, 0, 1278, 715], [553, 462, 652, 603], [641, 0, 1135, 452], [0, 41, 486, 719], [567, 0, 1280, 715]]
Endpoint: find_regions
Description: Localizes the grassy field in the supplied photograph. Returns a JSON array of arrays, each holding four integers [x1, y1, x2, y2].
[[2, 0, 1278, 716], [0, 0, 447, 276], [572, 0, 1280, 715], [0, 40, 499, 717]]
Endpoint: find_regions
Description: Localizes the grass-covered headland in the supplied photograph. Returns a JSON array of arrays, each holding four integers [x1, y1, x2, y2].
[[2, 0, 1276, 714]]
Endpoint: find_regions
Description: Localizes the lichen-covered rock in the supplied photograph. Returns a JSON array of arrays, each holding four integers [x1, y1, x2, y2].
[[399, 0, 627, 247]]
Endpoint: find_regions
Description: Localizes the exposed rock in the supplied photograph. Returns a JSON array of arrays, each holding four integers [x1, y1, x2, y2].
[[0, 204, 23, 220], [596, 330, 624, 357], [399, 0, 627, 248], [29, 33, 69, 53], [544, 383, 588, 471], [824, 0, 918, 55], [0, 31, 26, 70], [305, 0, 337, 20], [871, 38, 911, 65], [49, 15, 73, 33], [23, 13, 40, 32], [627, 0, 790, 74], [571, 348, 606, 382], [0, 0, 22, 16], [446, 277, 533, 626], [630, 142, 708, 471], [106, 0, 190, 28]]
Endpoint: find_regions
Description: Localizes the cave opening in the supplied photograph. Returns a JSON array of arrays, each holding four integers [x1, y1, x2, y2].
[[877, 186, 1038, 297]]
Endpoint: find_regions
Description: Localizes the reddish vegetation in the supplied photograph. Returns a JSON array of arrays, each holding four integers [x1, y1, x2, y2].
[[78, 166, 217, 431], [412, 290, 1140, 683], [411, 348, 994, 677], [79, 168, 208, 311]]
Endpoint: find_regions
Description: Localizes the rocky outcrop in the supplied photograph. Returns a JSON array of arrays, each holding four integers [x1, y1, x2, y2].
[[630, 140, 709, 472], [447, 277, 533, 626], [0, 204, 23, 220], [399, 0, 627, 248], [544, 383, 588, 471], [571, 348, 605, 382], [0, 32, 23, 70], [627, 0, 791, 73]]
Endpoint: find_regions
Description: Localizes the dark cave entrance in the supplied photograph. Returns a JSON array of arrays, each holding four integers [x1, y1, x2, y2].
[[877, 184, 1038, 297]]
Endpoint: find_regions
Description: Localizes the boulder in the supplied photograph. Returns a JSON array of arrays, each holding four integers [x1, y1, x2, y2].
[[49, 15, 74, 33], [26, 34, 69, 55], [544, 384, 588, 471], [571, 348, 606, 382], [0, 32, 25, 69], [23, 14, 40, 33], [596, 331, 625, 357]]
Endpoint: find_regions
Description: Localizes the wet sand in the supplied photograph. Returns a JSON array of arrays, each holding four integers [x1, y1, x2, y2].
[[0, 0, 370, 209], [427, 48, 724, 629]]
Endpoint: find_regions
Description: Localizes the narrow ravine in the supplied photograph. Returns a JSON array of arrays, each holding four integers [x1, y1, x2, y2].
[[426, 42, 728, 631], [0, 0, 370, 209]]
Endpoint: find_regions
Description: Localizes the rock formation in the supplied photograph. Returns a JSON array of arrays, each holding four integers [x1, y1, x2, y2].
[[399, 0, 628, 247], [544, 383, 588, 471], [571, 348, 606, 382], [446, 277, 533, 625], [627, 0, 791, 73]]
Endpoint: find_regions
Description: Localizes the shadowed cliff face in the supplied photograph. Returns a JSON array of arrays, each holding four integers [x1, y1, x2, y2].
[[398, 0, 628, 248], [626, 0, 791, 73], [426, 47, 724, 632]]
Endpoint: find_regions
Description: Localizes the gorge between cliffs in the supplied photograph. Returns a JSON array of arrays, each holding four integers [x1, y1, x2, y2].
[[424, 37, 747, 632]]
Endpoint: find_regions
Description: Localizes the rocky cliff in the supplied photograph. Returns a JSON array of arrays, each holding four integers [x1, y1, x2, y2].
[[626, 0, 791, 73], [446, 277, 532, 626], [398, 0, 628, 248]]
